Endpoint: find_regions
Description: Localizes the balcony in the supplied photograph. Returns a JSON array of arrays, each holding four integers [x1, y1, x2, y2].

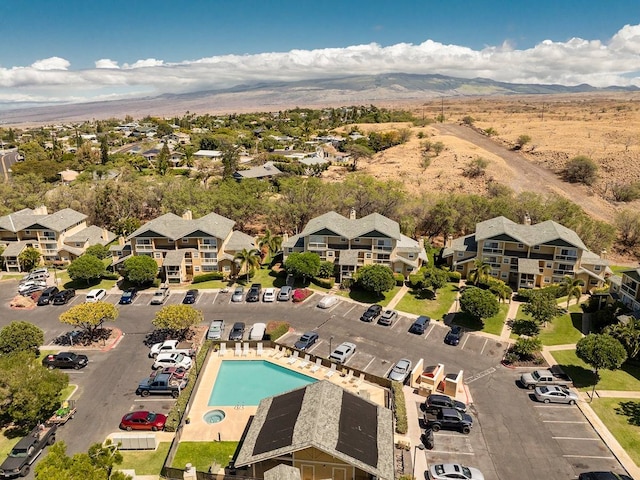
[[553, 269, 575, 276], [482, 247, 503, 254], [621, 284, 638, 298], [327, 243, 349, 250], [308, 242, 327, 250], [201, 258, 218, 264], [554, 254, 577, 262], [135, 244, 153, 251], [199, 245, 218, 251]]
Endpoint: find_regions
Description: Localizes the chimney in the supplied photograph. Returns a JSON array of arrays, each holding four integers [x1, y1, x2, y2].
[[600, 249, 607, 259], [523, 212, 531, 226], [182, 210, 193, 220], [34, 205, 48, 215], [118, 236, 125, 246], [102, 228, 110, 242], [446, 234, 453, 248], [349, 208, 356, 220]]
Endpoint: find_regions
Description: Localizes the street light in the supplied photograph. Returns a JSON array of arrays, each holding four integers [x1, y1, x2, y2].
[[412, 443, 426, 479], [329, 336, 334, 355]]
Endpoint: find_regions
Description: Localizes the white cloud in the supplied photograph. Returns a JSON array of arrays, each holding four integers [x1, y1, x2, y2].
[[1, 24, 640, 107]]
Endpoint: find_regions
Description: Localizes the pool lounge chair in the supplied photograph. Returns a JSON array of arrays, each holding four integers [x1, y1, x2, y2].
[[256, 343, 264, 356], [234, 343, 242, 356], [274, 346, 285, 359], [218, 343, 227, 356], [310, 358, 323, 373], [325, 363, 337, 379], [342, 369, 353, 384], [286, 351, 300, 365], [242, 343, 250, 356], [298, 354, 311, 369]]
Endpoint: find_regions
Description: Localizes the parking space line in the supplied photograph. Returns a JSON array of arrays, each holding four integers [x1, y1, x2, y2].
[[389, 319, 400, 330], [479, 338, 488, 355], [460, 334, 471, 349], [552, 437, 600, 441], [362, 357, 377, 371], [542, 420, 587, 424], [211, 292, 219, 304], [563, 454, 615, 459], [327, 303, 340, 313], [343, 305, 356, 317], [424, 324, 435, 340], [307, 342, 321, 354], [382, 363, 393, 378]]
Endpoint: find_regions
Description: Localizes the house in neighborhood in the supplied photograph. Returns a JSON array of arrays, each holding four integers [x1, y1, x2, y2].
[[234, 380, 394, 480], [614, 269, 640, 316], [233, 161, 282, 181], [442, 215, 610, 292], [123, 210, 255, 283], [0, 206, 115, 272], [283, 210, 427, 281], [193, 149, 222, 159]]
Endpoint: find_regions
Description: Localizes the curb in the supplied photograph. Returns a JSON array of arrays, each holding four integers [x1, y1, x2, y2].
[[102, 328, 124, 352]]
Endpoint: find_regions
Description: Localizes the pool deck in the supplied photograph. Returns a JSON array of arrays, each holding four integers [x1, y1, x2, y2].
[[181, 346, 387, 442]]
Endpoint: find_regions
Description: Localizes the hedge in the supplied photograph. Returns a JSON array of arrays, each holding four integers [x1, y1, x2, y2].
[[101, 272, 120, 280], [394, 273, 405, 286], [408, 274, 423, 289], [391, 381, 408, 434], [447, 270, 462, 282], [192, 272, 224, 283], [517, 284, 564, 301], [311, 277, 334, 289]]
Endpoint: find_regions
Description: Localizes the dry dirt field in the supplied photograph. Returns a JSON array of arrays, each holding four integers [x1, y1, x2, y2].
[[324, 93, 640, 264]]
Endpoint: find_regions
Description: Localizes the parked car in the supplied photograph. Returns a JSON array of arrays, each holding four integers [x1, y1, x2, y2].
[[444, 325, 464, 346], [360, 304, 382, 322], [18, 280, 46, 294], [42, 352, 88, 370], [152, 352, 192, 370], [150, 366, 188, 380], [22, 268, 49, 280], [119, 288, 137, 305], [409, 316, 431, 334], [21, 284, 47, 296], [150, 284, 170, 305], [249, 322, 267, 340], [262, 288, 276, 302], [246, 283, 262, 302], [277, 285, 292, 301], [229, 322, 246, 341], [207, 319, 225, 340], [428, 463, 485, 480], [294, 332, 319, 351], [329, 342, 356, 364], [119, 411, 167, 431], [424, 393, 468, 413], [52, 289, 75, 305], [86, 288, 106, 303], [388, 358, 412, 382], [231, 286, 245, 302], [378, 310, 398, 326], [317, 295, 339, 309], [182, 289, 199, 304], [578, 472, 633, 480], [534, 385, 579, 405], [37, 286, 60, 306]]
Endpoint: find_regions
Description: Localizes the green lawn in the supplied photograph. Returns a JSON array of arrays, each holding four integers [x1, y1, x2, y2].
[[590, 397, 640, 466], [334, 286, 400, 307], [235, 267, 283, 288], [172, 441, 239, 472], [551, 349, 640, 391], [516, 303, 583, 346], [610, 265, 635, 275], [118, 442, 171, 476], [57, 271, 118, 292], [394, 283, 458, 320], [0, 432, 21, 461], [190, 279, 229, 290]]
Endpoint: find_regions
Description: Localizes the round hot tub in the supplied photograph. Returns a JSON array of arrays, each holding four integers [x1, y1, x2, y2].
[[203, 409, 226, 424]]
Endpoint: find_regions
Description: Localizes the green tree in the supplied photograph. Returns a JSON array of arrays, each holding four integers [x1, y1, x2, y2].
[[284, 252, 321, 282], [344, 143, 374, 171], [576, 333, 627, 401], [605, 318, 640, 361], [0, 351, 68, 428], [422, 268, 449, 298], [221, 143, 240, 180], [122, 255, 158, 286], [561, 275, 585, 308], [18, 247, 41, 272], [318, 261, 335, 279], [35, 441, 131, 480], [468, 258, 492, 285], [563, 155, 598, 185], [522, 290, 561, 327], [258, 229, 283, 261], [155, 143, 170, 175], [100, 136, 109, 165], [84, 244, 110, 260], [233, 248, 261, 280], [355, 264, 396, 295], [59, 302, 119, 341], [0, 321, 44, 356], [459, 287, 500, 322], [67, 255, 106, 285], [152, 304, 203, 337]]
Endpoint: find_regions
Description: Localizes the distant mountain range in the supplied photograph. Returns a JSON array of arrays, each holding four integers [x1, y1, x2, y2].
[[1, 73, 637, 125]]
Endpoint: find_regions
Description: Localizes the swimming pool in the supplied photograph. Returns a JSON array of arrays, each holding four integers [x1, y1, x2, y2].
[[208, 360, 316, 406]]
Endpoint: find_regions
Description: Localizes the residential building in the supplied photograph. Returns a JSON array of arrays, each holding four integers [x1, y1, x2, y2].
[[0, 206, 115, 272], [283, 210, 427, 281], [442, 215, 609, 291], [233, 161, 282, 180], [234, 380, 394, 480], [123, 210, 254, 283], [616, 269, 640, 316]]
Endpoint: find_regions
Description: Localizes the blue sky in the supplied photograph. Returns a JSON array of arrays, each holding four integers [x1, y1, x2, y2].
[[0, 0, 639, 106]]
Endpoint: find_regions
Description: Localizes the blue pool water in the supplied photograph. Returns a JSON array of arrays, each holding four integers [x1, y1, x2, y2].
[[208, 360, 316, 406]]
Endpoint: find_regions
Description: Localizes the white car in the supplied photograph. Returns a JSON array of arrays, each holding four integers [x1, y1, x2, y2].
[[18, 280, 47, 293], [329, 342, 356, 364], [207, 320, 225, 340], [388, 358, 412, 382], [317, 295, 339, 309], [86, 288, 107, 303], [428, 463, 485, 480], [152, 352, 192, 370], [534, 385, 579, 405], [262, 288, 276, 302]]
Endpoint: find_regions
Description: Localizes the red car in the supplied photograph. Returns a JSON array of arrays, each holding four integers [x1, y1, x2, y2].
[[120, 411, 167, 431], [150, 366, 188, 380]]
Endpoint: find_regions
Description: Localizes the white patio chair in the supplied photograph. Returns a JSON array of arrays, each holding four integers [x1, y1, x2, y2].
[[234, 343, 242, 356], [218, 343, 227, 356], [310, 358, 323, 373], [256, 342, 264, 356], [325, 363, 337, 379], [298, 354, 311, 369], [342, 369, 353, 384], [286, 351, 300, 365], [242, 342, 250, 356]]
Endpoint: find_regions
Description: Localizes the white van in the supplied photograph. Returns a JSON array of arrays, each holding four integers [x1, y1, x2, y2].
[[86, 288, 107, 303], [249, 322, 267, 341]]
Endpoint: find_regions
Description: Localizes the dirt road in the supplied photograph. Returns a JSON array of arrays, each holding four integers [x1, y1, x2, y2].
[[435, 123, 616, 223]]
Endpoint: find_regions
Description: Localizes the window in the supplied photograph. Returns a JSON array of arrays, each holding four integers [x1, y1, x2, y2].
[[25, 230, 30, 235], [365, 253, 372, 259], [544, 277, 550, 283], [168, 239, 174, 244], [193, 252, 199, 258], [182, 238, 189, 244], [154, 252, 161, 258], [408, 253, 414, 259], [546, 262, 552, 269], [194, 266, 200, 272], [456, 265, 464, 271], [457, 252, 464, 257], [517, 243, 524, 249], [533, 245, 540, 250], [353, 238, 360, 243], [594, 265, 601, 271], [341, 238, 347, 242], [501, 273, 508, 279], [327, 251, 334, 257], [503, 258, 509, 264], [223, 265, 230, 272], [590, 279, 598, 285]]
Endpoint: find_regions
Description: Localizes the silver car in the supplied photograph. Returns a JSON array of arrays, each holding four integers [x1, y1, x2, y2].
[[388, 358, 412, 382], [207, 320, 225, 340], [231, 287, 245, 302], [329, 342, 356, 364], [534, 385, 579, 405]]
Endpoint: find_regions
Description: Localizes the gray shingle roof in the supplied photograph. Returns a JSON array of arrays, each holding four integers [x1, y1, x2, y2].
[[127, 212, 235, 241], [65, 225, 116, 246], [224, 231, 256, 252], [233, 161, 282, 179], [299, 211, 401, 240], [0, 208, 86, 233]]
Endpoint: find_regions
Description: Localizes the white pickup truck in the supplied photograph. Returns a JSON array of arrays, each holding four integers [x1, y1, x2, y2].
[[150, 284, 170, 305], [149, 339, 196, 358]]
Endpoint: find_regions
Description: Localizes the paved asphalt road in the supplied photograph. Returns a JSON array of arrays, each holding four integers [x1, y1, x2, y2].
[[0, 149, 20, 181], [0, 283, 628, 479]]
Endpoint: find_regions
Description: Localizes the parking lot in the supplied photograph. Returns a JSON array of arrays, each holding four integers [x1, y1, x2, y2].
[[0, 282, 630, 479]]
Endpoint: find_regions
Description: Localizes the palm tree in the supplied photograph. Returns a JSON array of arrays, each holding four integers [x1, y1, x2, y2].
[[233, 248, 261, 281], [468, 258, 492, 285], [562, 275, 585, 308], [18, 247, 41, 272], [258, 230, 283, 262]]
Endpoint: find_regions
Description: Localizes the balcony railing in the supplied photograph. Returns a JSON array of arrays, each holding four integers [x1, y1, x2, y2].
[[553, 269, 575, 276], [201, 258, 218, 264], [135, 244, 153, 251], [482, 247, 503, 254], [199, 245, 218, 251], [554, 255, 577, 262], [621, 284, 638, 298]]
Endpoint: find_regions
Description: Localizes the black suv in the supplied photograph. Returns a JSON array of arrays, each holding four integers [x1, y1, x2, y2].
[[52, 289, 75, 305], [578, 473, 633, 480], [42, 352, 88, 370], [246, 283, 262, 302], [37, 286, 59, 306], [424, 394, 467, 413], [409, 316, 430, 334], [360, 304, 382, 322], [229, 322, 246, 341]]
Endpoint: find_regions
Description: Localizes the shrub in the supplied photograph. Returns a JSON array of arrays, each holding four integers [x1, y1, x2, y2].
[[391, 381, 408, 434], [192, 272, 224, 283], [503, 352, 520, 364], [318, 261, 335, 279], [408, 274, 423, 289], [311, 277, 334, 289], [462, 157, 489, 178], [462, 115, 475, 125], [101, 272, 119, 280], [611, 182, 640, 202], [292, 288, 313, 303], [266, 321, 290, 340], [447, 271, 462, 282], [512, 337, 543, 360], [394, 273, 405, 286], [340, 278, 354, 290], [511, 319, 540, 336], [563, 155, 598, 185]]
